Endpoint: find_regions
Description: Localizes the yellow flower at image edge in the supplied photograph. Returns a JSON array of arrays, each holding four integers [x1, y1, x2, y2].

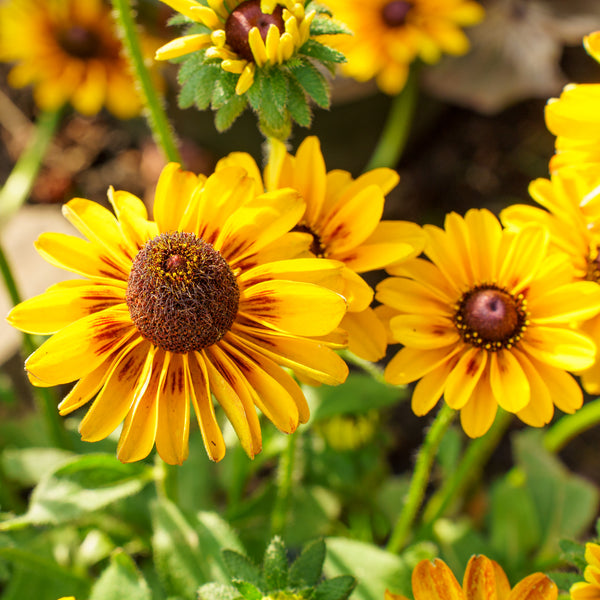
[[7, 163, 350, 464], [0, 0, 157, 118], [217, 135, 425, 361], [385, 555, 557, 600], [377, 209, 600, 437], [571, 543, 600, 600], [324, 0, 485, 94]]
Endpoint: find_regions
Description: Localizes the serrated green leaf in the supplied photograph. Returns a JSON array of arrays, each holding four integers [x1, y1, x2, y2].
[[179, 69, 205, 109], [559, 538, 588, 571], [90, 552, 151, 600], [211, 72, 237, 110], [223, 550, 264, 589], [290, 61, 330, 108], [286, 76, 312, 128], [0, 454, 152, 530], [544, 571, 581, 593], [300, 40, 346, 64], [215, 94, 248, 131], [177, 52, 204, 84], [290, 539, 326, 588], [198, 582, 242, 600], [263, 536, 289, 591], [232, 580, 262, 600], [314, 575, 356, 600], [310, 16, 352, 36], [193, 65, 222, 110]]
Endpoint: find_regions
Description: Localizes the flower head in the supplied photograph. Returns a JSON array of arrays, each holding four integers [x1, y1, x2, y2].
[[571, 543, 600, 600], [324, 0, 485, 95], [7, 162, 350, 464], [545, 31, 600, 173], [502, 166, 600, 394], [377, 208, 600, 437], [155, 0, 348, 137], [0, 0, 157, 118], [216, 136, 425, 361], [386, 555, 557, 600]]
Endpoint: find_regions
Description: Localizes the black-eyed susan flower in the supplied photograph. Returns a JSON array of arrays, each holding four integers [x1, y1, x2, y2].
[[324, 0, 484, 95], [0, 0, 158, 118], [502, 166, 600, 395], [385, 555, 557, 600], [216, 135, 425, 361], [7, 162, 350, 464], [545, 32, 600, 173], [376, 208, 600, 438], [571, 543, 600, 600], [155, 0, 348, 137]]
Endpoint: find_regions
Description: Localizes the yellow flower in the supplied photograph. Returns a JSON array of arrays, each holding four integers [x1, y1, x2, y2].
[[545, 31, 600, 173], [0, 0, 157, 118], [502, 166, 600, 394], [385, 555, 557, 600], [7, 163, 350, 464], [571, 543, 600, 600], [156, 0, 316, 95], [377, 208, 600, 437], [216, 136, 425, 361], [324, 0, 485, 94]]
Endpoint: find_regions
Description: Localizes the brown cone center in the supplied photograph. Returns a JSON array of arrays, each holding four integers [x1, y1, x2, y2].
[[57, 25, 101, 59], [381, 1, 412, 27], [126, 232, 240, 353], [225, 0, 285, 62]]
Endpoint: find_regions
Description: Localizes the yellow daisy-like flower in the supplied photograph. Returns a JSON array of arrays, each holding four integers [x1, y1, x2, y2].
[[0, 0, 156, 118], [545, 32, 600, 173], [216, 136, 425, 361], [156, 0, 315, 95], [571, 543, 600, 600], [7, 162, 350, 464], [324, 0, 485, 95], [376, 208, 600, 437], [385, 555, 557, 600], [502, 166, 600, 394]]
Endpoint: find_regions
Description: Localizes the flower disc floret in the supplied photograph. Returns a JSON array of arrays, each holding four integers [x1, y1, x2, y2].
[[126, 231, 240, 353]]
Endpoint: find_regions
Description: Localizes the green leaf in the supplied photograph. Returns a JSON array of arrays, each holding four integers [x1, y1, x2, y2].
[[211, 72, 238, 110], [193, 64, 222, 110], [286, 76, 312, 128], [309, 15, 352, 36], [2, 447, 75, 487], [289, 60, 330, 108], [232, 580, 262, 600], [222, 550, 264, 589], [215, 94, 248, 131], [290, 539, 326, 588], [314, 575, 356, 600], [0, 454, 153, 530], [300, 40, 346, 64], [545, 570, 582, 593], [263, 536, 289, 591], [198, 582, 242, 600], [89, 551, 151, 600], [559, 538, 587, 571]]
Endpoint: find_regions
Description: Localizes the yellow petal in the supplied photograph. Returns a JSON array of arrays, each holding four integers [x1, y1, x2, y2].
[[528, 358, 582, 415], [155, 33, 211, 60], [389, 314, 459, 349], [489, 350, 530, 413], [235, 62, 255, 94], [160, 0, 206, 22], [293, 136, 327, 225], [341, 308, 387, 362], [512, 349, 553, 427], [460, 371, 498, 438], [265, 24, 280, 63], [248, 26, 268, 66], [529, 281, 600, 324], [462, 555, 498, 600], [412, 559, 463, 600], [108, 188, 158, 250], [521, 327, 596, 371], [377, 277, 451, 316], [385, 346, 460, 385], [507, 574, 557, 600], [412, 360, 455, 416], [444, 347, 487, 410], [58, 356, 114, 415]]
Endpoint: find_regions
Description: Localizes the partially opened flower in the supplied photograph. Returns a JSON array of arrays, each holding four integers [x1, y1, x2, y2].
[[502, 166, 600, 394], [0, 0, 157, 118], [324, 0, 485, 95], [7, 162, 350, 464], [216, 135, 425, 361], [385, 555, 557, 600], [155, 0, 348, 136], [377, 208, 600, 437], [571, 543, 600, 600], [545, 31, 600, 173]]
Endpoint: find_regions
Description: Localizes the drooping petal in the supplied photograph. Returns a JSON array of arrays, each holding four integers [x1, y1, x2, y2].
[[292, 136, 327, 225], [527, 358, 583, 415], [341, 308, 388, 362], [376, 277, 452, 316], [444, 347, 487, 410], [521, 327, 596, 371], [412, 360, 456, 416], [389, 314, 459, 349], [385, 346, 461, 386], [528, 281, 600, 324], [489, 350, 530, 413], [512, 349, 554, 427]]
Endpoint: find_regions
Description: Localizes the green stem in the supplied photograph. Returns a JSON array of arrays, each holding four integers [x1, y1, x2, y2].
[[111, 0, 182, 164], [544, 398, 600, 453], [270, 432, 297, 537], [364, 65, 419, 171], [421, 409, 512, 527], [0, 109, 61, 223], [154, 456, 180, 503], [339, 349, 386, 385], [386, 403, 456, 554], [0, 243, 69, 449]]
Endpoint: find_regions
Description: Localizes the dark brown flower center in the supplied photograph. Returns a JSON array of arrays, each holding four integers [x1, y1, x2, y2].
[[126, 232, 240, 353], [381, 1, 412, 27], [57, 25, 101, 59], [225, 0, 285, 62], [293, 223, 326, 257], [587, 247, 600, 283], [453, 286, 528, 351]]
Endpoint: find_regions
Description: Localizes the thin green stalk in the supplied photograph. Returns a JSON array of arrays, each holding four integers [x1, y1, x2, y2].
[[364, 66, 419, 171], [270, 432, 297, 537], [544, 397, 600, 453], [154, 456, 180, 503], [421, 409, 512, 527], [339, 349, 386, 385], [386, 403, 456, 554], [0, 109, 61, 223], [0, 243, 69, 449], [111, 0, 182, 164]]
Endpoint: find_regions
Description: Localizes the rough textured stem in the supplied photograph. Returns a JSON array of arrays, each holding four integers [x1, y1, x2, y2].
[[544, 398, 600, 453]]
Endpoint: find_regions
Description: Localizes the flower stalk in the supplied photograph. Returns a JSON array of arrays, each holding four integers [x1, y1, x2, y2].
[[544, 398, 600, 453]]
